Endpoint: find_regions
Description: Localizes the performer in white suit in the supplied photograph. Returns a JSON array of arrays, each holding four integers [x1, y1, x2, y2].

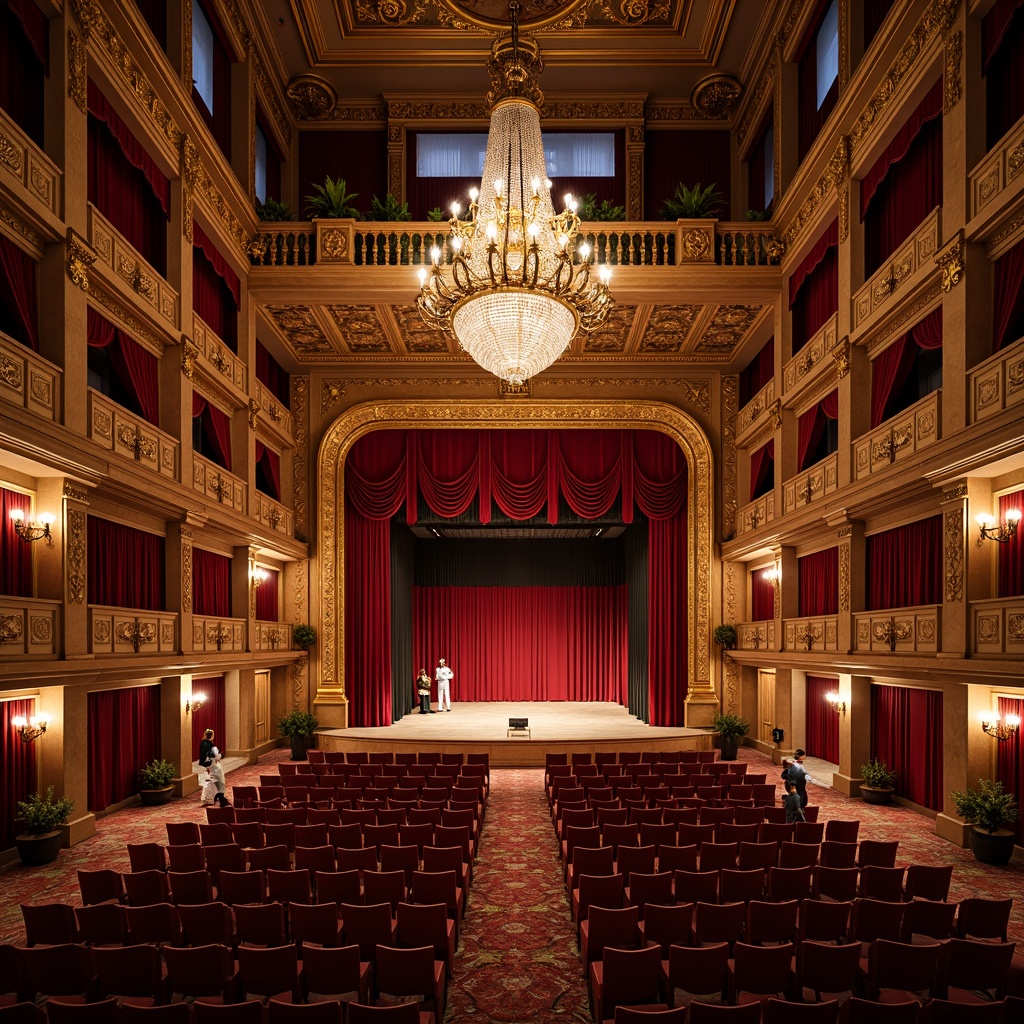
[[435, 658, 453, 711]]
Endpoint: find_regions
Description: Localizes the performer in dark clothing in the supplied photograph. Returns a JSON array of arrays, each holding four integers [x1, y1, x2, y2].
[[416, 668, 435, 714], [198, 728, 216, 768]]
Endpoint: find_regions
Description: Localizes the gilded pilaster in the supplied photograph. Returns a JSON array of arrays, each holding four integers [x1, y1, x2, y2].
[[61, 483, 90, 658]]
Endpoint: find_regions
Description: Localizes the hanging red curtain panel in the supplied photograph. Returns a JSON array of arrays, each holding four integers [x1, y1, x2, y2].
[[805, 675, 840, 765], [870, 683, 943, 810]]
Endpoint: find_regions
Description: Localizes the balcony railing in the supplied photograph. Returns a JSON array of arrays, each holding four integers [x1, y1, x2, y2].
[[88, 390, 178, 480], [853, 606, 940, 653], [782, 452, 839, 515], [0, 598, 60, 658], [737, 620, 776, 651], [736, 378, 776, 445], [782, 312, 839, 399], [783, 616, 839, 653], [192, 314, 246, 396], [735, 491, 775, 539], [971, 597, 1024, 656], [192, 616, 246, 653], [853, 390, 940, 482], [255, 621, 292, 652], [254, 380, 294, 443], [89, 606, 177, 655], [87, 204, 179, 331], [969, 112, 1024, 225], [248, 219, 783, 269], [0, 107, 60, 219], [968, 335, 1024, 423], [255, 491, 292, 537], [192, 454, 246, 514], [0, 331, 60, 422]]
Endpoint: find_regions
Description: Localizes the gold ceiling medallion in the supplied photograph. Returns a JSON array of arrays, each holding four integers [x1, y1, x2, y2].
[[598, 0, 670, 27], [690, 75, 743, 120], [286, 75, 338, 121], [356, 0, 430, 25], [436, 0, 591, 31]]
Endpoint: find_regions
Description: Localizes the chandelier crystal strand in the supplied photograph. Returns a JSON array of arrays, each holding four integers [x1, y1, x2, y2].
[[416, 3, 612, 385]]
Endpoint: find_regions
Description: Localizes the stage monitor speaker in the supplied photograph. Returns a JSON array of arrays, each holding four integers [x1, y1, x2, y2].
[[508, 717, 529, 730]]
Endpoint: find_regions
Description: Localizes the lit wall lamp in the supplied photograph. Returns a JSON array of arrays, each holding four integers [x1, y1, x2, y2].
[[12, 714, 49, 742], [824, 691, 847, 716], [185, 692, 207, 716], [979, 711, 1020, 741], [976, 507, 1021, 546], [9, 509, 56, 545], [250, 567, 268, 589]]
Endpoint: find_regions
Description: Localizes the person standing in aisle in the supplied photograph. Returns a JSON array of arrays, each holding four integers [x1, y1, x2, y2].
[[435, 658, 453, 712]]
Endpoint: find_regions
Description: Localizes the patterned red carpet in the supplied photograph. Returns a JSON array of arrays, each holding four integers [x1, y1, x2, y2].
[[1, 745, 1021, 1021]]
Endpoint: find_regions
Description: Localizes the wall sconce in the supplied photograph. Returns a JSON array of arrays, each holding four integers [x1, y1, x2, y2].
[[763, 568, 780, 585], [824, 691, 846, 716], [979, 712, 1021, 741], [185, 693, 207, 716], [9, 509, 56, 545], [12, 714, 49, 742], [976, 508, 1021, 545], [250, 567, 268, 589]]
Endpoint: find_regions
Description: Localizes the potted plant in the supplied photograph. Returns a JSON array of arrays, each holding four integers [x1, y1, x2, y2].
[[859, 757, 898, 805], [712, 712, 749, 761], [578, 193, 626, 222], [256, 198, 293, 222], [367, 194, 412, 221], [15, 787, 74, 866], [952, 779, 1020, 866], [138, 758, 177, 806], [304, 176, 360, 219], [278, 709, 319, 761], [660, 181, 724, 220], [713, 624, 737, 650], [293, 624, 317, 651]]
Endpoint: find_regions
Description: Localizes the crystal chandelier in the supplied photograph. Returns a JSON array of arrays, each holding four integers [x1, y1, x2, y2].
[[416, 3, 613, 386]]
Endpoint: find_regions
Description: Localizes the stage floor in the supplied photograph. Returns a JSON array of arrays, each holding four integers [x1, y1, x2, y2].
[[318, 701, 713, 767]]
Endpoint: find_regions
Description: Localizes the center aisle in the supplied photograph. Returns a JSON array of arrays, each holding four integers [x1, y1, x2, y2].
[[448, 767, 591, 1024]]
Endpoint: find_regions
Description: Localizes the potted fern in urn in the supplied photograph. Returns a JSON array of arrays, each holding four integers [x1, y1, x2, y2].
[[859, 757, 897, 805], [952, 779, 1019, 866], [15, 787, 74, 866], [712, 712, 749, 761], [139, 758, 177, 806], [279, 709, 319, 761]]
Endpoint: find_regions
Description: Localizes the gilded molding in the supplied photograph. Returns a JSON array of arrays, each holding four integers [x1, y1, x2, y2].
[[316, 401, 715, 709], [838, 0, 850, 92], [63, 482, 89, 502], [944, 507, 964, 603], [681, 380, 711, 414], [499, 379, 531, 397], [66, 229, 95, 292], [182, 537, 193, 613], [67, 508, 87, 604], [722, 559, 740, 712], [68, 28, 87, 114], [292, 376, 309, 541], [935, 230, 964, 292], [182, 0, 192, 91], [287, 76, 339, 121], [831, 336, 851, 378], [646, 103, 721, 123], [839, 540, 851, 612], [357, 0, 430, 24], [838, 184, 850, 243], [737, 51, 777, 147], [781, 136, 848, 246], [322, 379, 348, 414], [180, 337, 198, 380], [721, 376, 738, 535], [598, 0, 669, 26], [944, 30, 962, 113], [248, 398, 260, 430], [942, 482, 968, 502], [767, 398, 782, 431], [180, 135, 201, 245]]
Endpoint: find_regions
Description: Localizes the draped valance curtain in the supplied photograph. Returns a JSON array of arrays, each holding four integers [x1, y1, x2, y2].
[[866, 514, 943, 610], [191, 676, 226, 762], [806, 675, 840, 764], [193, 548, 231, 618], [798, 547, 838, 616], [998, 489, 1024, 597], [87, 308, 160, 426], [86, 517, 165, 611], [790, 220, 838, 353], [192, 392, 232, 472], [993, 238, 1024, 353], [0, 234, 39, 351], [1, 487, 32, 598], [87, 686, 161, 811], [797, 389, 839, 471], [749, 440, 774, 501], [192, 221, 240, 352], [871, 684, 944, 810], [870, 307, 942, 427], [751, 570, 775, 622], [1, 697, 37, 849], [984, 0, 1024, 150], [996, 695, 1024, 840], [255, 568, 279, 621], [739, 337, 774, 408]]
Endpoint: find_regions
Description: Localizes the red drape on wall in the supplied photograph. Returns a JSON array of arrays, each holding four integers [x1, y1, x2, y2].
[[806, 675, 840, 764], [870, 307, 943, 427], [192, 221, 239, 351], [0, 234, 39, 351], [644, 129, 732, 221], [191, 676, 226, 761], [255, 568, 279, 621], [412, 585, 628, 702], [298, 130, 387, 220], [797, 0, 839, 161], [1, 487, 32, 597], [202, 399, 232, 472], [790, 220, 839, 353], [996, 695, 1024, 840], [0, 2, 46, 147], [751, 569, 775, 621], [193, 548, 231, 617], [86, 308, 160, 425], [1, 697, 38, 849], [257, 447, 281, 502], [749, 440, 774, 501], [798, 547, 839, 616], [86, 517, 165, 611], [797, 389, 838, 470], [984, 0, 1024, 149], [993, 237, 1024, 353], [998, 489, 1024, 597], [648, 507, 688, 727], [87, 686, 162, 811], [871, 684, 944, 810], [866, 514, 943, 610], [739, 337, 774, 408], [256, 341, 290, 406]]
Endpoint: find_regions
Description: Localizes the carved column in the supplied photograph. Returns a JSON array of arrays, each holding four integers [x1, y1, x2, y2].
[[387, 122, 406, 206], [168, 523, 195, 653], [625, 122, 645, 221], [61, 483, 90, 658], [234, 545, 259, 652], [38, 684, 95, 846], [833, 673, 871, 796], [832, 517, 864, 652], [778, 545, 799, 626], [290, 376, 310, 543], [720, 559, 743, 714], [284, 559, 310, 712], [935, 682, 991, 848], [938, 482, 969, 658]]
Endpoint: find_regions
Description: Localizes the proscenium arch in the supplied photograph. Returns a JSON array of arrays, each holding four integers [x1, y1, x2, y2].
[[315, 399, 717, 728]]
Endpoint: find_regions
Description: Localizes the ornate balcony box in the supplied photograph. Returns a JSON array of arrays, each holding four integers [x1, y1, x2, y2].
[[0, 108, 61, 223], [192, 314, 246, 398], [192, 454, 246, 514], [0, 598, 60, 658], [89, 606, 177, 655], [192, 616, 246, 653], [256, 621, 292, 652], [783, 452, 839, 515], [254, 380, 294, 445], [255, 491, 292, 537], [0, 332, 60, 422], [88, 390, 178, 480], [737, 620, 776, 651], [736, 378, 776, 448], [852, 390, 940, 482], [968, 112, 1024, 229], [735, 492, 775, 539], [971, 597, 1024, 656], [783, 616, 839, 653], [969, 335, 1024, 423], [782, 313, 838, 402], [853, 606, 940, 653]]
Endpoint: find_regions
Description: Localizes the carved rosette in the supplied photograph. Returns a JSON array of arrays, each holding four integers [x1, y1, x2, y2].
[[67, 508, 87, 604], [944, 507, 964, 603], [286, 75, 339, 121], [690, 75, 742, 120]]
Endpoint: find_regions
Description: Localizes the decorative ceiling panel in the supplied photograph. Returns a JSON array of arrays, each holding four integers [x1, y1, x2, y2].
[[637, 304, 702, 352], [265, 305, 338, 357], [691, 303, 765, 353], [582, 304, 636, 353], [392, 304, 456, 353], [325, 304, 394, 352]]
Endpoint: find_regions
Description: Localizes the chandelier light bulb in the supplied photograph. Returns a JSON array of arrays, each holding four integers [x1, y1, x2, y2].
[[469, 187, 479, 201], [451, 202, 461, 216], [494, 178, 504, 196], [418, 268, 427, 285], [430, 247, 441, 264], [599, 267, 612, 284]]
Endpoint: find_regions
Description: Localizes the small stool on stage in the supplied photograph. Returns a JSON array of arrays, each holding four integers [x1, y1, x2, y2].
[[507, 717, 530, 739]]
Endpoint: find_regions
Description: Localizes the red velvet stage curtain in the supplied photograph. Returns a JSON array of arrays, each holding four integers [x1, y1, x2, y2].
[[870, 684, 944, 810], [984, 0, 1024, 150], [751, 569, 775, 622], [806, 675, 840, 764], [866, 514, 943, 610], [192, 548, 231, 617], [993, 237, 1024, 352], [797, 0, 839, 162], [749, 440, 774, 501], [798, 547, 839, 616], [0, 1, 46, 147], [864, 0, 896, 49], [1, 486, 32, 598], [790, 220, 838, 353], [1, 697, 37, 849], [197, 397, 232, 472], [191, 676, 226, 761], [256, 340, 290, 406], [412, 585, 627, 702], [0, 234, 39, 351], [86, 308, 160, 425], [86, 517, 165, 611], [862, 80, 942, 277], [996, 695, 1024, 840], [797, 389, 838, 471], [255, 568, 279, 621], [644, 129, 732, 221], [192, 221, 239, 351], [87, 686, 162, 811], [870, 307, 943, 427], [998, 489, 1024, 597], [298, 130, 387, 220], [739, 337, 774, 407], [255, 445, 281, 501], [647, 508, 688, 726]]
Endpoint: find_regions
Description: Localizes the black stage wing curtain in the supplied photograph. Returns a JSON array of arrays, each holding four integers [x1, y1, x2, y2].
[[344, 429, 687, 728]]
